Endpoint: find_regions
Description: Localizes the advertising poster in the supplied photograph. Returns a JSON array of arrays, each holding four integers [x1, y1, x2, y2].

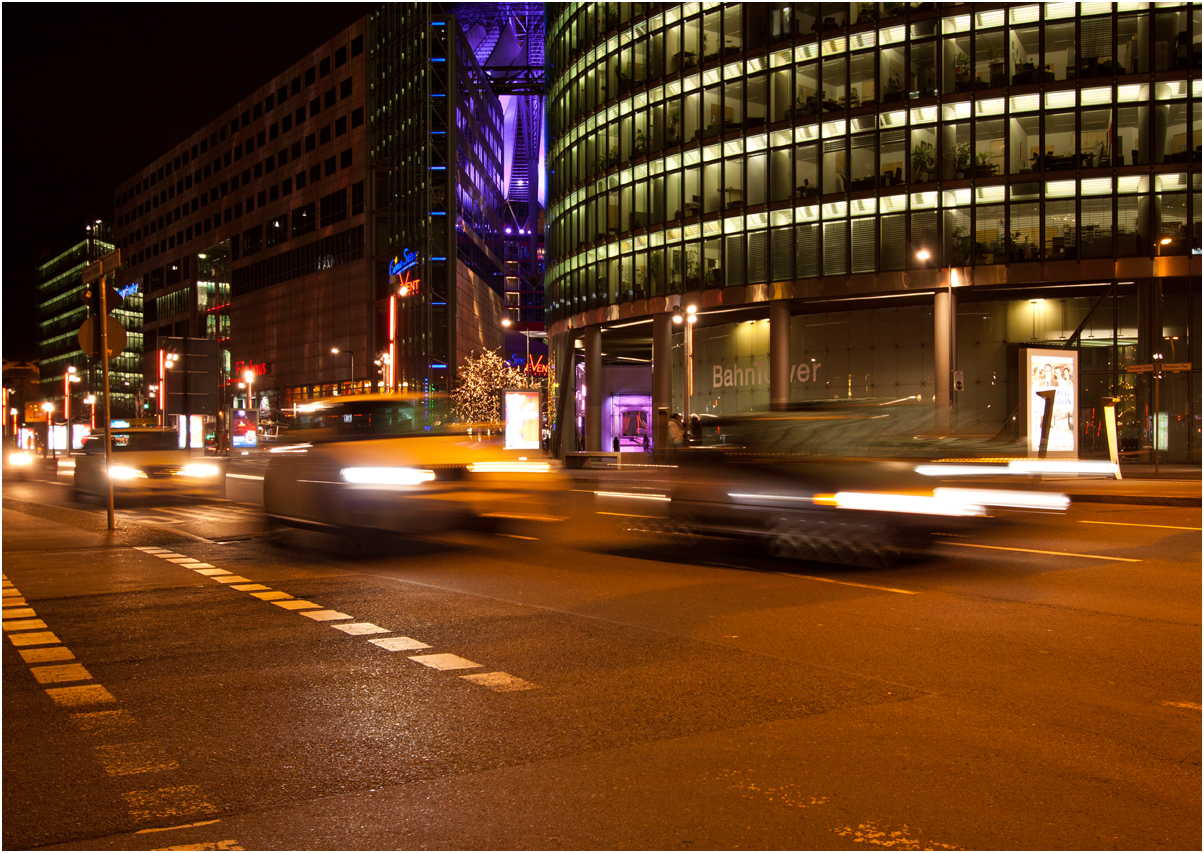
[[1023, 349, 1078, 455], [231, 409, 259, 448], [503, 389, 541, 450]]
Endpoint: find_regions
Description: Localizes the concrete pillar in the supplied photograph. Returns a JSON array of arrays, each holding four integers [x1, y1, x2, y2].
[[769, 300, 791, 411], [934, 288, 951, 432], [652, 313, 673, 450], [584, 325, 602, 452]]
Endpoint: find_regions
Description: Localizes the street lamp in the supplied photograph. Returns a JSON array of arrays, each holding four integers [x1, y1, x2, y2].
[[64, 366, 79, 428], [917, 248, 959, 431], [673, 303, 698, 439], [243, 368, 256, 410], [41, 402, 54, 458], [331, 348, 354, 391], [85, 395, 96, 429]]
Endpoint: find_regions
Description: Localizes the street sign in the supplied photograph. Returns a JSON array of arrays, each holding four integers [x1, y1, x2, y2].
[[82, 282, 123, 311], [78, 316, 127, 360], [82, 260, 103, 285], [1125, 364, 1153, 374], [101, 249, 121, 270], [1163, 362, 1193, 372], [161, 336, 221, 417]]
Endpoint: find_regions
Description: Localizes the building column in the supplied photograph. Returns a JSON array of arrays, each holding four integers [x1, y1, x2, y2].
[[934, 287, 952, 432], [769, 300, 791, 411], [652, 313, 673, 450], [584, 325, 602, 452]]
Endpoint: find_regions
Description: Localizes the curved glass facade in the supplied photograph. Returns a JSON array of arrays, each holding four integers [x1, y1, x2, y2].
[[545, 2, 1201, 463]]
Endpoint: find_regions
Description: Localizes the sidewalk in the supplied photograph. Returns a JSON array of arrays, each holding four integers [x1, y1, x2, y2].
[[1036, 464, 1201, 507]]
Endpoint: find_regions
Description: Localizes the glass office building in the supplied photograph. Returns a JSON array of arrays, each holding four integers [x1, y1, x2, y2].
[[545, 2, 1201, 462]]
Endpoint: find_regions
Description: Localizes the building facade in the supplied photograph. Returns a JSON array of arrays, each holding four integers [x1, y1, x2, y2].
[[545, 1, 1202, 462], [113, 21, 372, 424], [35, 222, 143, 423], [368, 4, 510, 395]]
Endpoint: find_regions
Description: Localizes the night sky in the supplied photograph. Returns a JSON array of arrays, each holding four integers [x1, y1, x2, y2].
[[3, 3, 372, 362]]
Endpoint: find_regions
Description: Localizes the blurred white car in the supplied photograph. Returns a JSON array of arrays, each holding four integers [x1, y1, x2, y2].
[[74, 428, 227, 501], [262, 394, 561, 537], [3, 443, 37, 480]]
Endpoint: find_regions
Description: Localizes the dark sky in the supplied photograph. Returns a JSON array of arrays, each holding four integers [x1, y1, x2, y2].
[[3, 3, 371, 362]]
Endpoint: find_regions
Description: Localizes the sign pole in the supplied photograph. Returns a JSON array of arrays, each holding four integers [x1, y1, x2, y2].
[[99, 267, 115, 530]]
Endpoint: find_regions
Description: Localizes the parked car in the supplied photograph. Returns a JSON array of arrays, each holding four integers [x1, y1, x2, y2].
[[262, 394, 561, 538], [73, 428, 227, 501], [596, 401, 1066, 567]]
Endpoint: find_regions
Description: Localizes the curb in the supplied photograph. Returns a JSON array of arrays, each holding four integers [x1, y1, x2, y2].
[[1069, 493, 1202, 508]]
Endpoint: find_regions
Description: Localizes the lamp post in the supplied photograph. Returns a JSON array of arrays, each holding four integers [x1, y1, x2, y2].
[[41, 402, 53, 458], [85, 395, 96, 430], [331, 348, 354, 392], [243, 368, 255, 411], [917, 249, 958, 432], [673, 303, 698, 439]]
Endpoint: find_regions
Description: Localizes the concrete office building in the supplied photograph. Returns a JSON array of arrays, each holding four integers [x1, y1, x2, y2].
[[545, 1, 1202, 462], [35, 222, 143, 421]]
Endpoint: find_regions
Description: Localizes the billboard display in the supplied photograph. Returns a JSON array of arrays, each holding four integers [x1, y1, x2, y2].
[[1022, 348, 1078, 456], [231, 409, 259, 448], [503, 389, 541, 450]]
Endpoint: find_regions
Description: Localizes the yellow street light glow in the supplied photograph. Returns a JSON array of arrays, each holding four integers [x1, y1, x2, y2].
[[916, 249, 931, 261], [468, 461, 552, 474], [340, 467, 436, 486]]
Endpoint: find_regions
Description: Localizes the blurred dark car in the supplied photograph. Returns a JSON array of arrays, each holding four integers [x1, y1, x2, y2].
[[262, 394, 561, 537], [597, 400, 1065, 567], [74, 428, 227, 501]]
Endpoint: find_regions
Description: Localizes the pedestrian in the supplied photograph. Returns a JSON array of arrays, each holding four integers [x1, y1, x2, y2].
[[642, 433, 651, 456], [668, 413, 684, 447], [613, 436, 621, 452]]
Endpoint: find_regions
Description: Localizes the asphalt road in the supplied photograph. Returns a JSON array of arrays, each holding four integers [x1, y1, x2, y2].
[[3, 466, 1200, 851]]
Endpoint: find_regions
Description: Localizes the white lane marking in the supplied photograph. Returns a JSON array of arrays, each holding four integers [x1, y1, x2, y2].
[[212, 576, 252, 584], [230, 584, 270, 592], [31, 663, 92, 684], [331, 622, 391, 636], [1163, 700, 1202, 711], [299, 609, 353, 622], [227, 473, 264, 481], [135, 819, 222, 834], [4, 619, 48, 631], [45, 684, 117, 706], [194, 568, 230, 576], [461, 672, 538, 692], [250, 591, 293, 601], [19, 646, 75, 663], [370, 636, 431, 652], [7, 631, 60, 646], [947, 542, 1140, 562], [1080, 520, 1202, 531], [5, 607, 36, 618], [409, 653, 482, 671], [776, 573, 918, 595], [272, 600, 321, 610]]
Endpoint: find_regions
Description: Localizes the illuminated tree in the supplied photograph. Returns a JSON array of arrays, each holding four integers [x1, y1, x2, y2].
[[451, 348, 538, 425]]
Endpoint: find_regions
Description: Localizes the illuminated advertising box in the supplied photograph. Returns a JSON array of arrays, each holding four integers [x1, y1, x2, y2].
[[503, 389, 541, 450], [1021, 348, 1078, 456], [231, 409, 259, 448]]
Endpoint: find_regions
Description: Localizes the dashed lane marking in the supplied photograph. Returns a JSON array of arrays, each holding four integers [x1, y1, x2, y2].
[[19, 646, 75, 663], [331, 622, 391, 636], [140, 549, 538, 690], [946, 542, 1141, 562], [5, 607, 36, 618], [122, 785, 219, 823], [30, 663, 92, 684], [409, 653, 483, 671], [135, 819, 222, 834], [4, 618, 49, 631], [1080, 520, 1202, 531], [8, 630, 61, 646], [370, 636, 432, 652], [299, 609, 353, 622], [775, 572, 918, 595], [71, 709, 139, 736], [460, 672, 538, 692], [2, 598, 27, 606], [45, 684, 117, 707], [1163, 700, 1202, 710], [94, 742, 180, 776]]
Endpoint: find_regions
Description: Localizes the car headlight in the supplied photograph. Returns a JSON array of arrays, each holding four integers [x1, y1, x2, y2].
[[467, 461, 552, 474], [180, 464, 220, 478], [108, 465, 147, 480], [9, 452, 32, 467], [340, 467, 436, 486], [813, 491, 985, 517]]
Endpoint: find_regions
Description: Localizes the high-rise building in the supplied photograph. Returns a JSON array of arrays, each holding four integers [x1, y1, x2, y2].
[[545, 2, 1201, 462], [112, 21, 371, 426], [35, 221, 143, 421]]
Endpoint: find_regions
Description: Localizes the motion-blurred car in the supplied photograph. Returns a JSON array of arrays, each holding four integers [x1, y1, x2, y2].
[[74, 428, 227, 501], [596, 400, 1067, 567], [262, 394, 561, 538], [3, 442, 37, 480]]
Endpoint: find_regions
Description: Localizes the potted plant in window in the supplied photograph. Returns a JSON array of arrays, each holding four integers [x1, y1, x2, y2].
[[634, 129, 648, 156], [685, 249, 702, 289], [911, 141, 935, 183], [954, 142, 972, 178], [953, 51, 971, 91], [667, 107, 682, 145], [976, 151, 996, 177]]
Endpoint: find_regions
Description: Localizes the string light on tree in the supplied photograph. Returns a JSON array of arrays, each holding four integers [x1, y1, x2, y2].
[[451, 348, 538, 425]]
